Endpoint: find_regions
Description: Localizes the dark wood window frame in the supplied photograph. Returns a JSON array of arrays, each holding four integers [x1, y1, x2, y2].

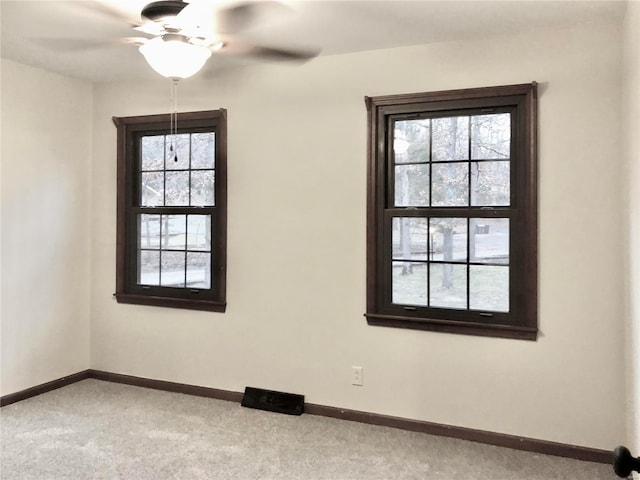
[[114, 110, 227, 312], [365, 84, 537, 340]]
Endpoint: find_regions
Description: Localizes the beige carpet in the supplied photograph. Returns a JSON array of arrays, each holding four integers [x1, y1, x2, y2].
[[0, 379, 615, 479]]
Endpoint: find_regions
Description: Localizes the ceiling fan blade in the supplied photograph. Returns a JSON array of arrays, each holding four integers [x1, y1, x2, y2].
[[122, 37, 150, 47], [174, 0, 290, 37], [174, 1, 216, 39], [27, 35, 146, 53], [215, 40, 319, 62], [69, 1, 141, 27], [215, 1, 293, 35], [27, 37, 111, 52], [134, 22, 166, 36]]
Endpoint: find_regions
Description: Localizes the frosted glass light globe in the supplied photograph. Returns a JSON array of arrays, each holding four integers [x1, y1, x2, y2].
[[139, 37, 212, 79]]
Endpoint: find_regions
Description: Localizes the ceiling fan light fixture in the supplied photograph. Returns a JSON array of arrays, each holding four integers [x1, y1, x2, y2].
[[139, 36, 212, 79]]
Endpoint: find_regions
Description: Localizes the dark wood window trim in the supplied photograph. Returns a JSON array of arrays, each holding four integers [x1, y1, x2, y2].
[[365, 84, 537, 340], [114, 110, 227, 312]]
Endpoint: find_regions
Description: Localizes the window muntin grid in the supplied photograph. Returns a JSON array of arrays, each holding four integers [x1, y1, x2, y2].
[[390, 217, 509, 313], [392, 113, 511, 209], [137, 214, 212, 289], [136, 131, 215, 291], [389, 113, 511, 314], [140, 132, 215, 207]]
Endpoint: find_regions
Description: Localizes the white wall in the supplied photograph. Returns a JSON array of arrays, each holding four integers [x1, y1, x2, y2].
[[90, 21, 625, 450], [0, 59, 92, 395], [624, 0, 640, 454]]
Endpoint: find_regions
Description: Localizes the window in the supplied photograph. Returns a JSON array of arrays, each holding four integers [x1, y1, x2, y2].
[[114, 110, 227, 312], [365, 84, 537, 340]]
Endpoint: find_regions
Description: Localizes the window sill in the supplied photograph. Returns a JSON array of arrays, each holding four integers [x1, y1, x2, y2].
[[364, 313, 537, 341], [115, 293, 226, 313]]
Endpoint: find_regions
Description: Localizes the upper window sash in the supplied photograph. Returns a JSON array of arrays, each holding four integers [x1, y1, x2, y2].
[[386, 108, 515, 210]]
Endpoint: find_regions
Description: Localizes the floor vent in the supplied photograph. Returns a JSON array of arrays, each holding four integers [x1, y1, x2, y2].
[[241, 387, 304, 415]]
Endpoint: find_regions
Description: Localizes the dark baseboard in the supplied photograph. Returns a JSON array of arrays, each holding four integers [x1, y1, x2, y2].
[[304, 403, 612, 464], [88, 369, 244, 403], [0, 370, 92, 407], [1, 369, 612, 465]]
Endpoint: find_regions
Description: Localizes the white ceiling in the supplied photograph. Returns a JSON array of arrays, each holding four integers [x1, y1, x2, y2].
[[0, 0, 627, 83]]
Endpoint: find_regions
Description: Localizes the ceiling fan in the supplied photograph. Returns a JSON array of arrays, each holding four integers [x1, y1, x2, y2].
[[85, 0, 319, 78]]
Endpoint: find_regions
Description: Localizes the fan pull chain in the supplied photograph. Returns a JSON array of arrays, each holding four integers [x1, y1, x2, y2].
[[169, 78, 180, 162]]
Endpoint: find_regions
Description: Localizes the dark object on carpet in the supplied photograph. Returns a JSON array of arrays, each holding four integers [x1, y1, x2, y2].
[[613, 445, 640, 478], [241, 386, 304, 415]]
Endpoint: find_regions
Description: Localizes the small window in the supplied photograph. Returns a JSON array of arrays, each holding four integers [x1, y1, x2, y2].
[[365, 84, 537, 340], [114, 110, 227, 312]]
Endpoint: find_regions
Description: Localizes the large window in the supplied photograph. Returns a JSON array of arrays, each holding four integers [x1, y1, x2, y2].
[[114, 110, 227, 312], [365, 84, 537, 340]]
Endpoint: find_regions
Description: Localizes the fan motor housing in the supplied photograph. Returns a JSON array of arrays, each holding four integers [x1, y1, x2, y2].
[[141, 1, 188, 21]]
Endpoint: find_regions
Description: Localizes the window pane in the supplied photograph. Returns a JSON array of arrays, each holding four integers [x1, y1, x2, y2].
[[430, 264, 467, 309], [138, 250, 160, 286], [432, 116, 469, 161], [470, 218, 509, 264], [470, 265, 509, 312], [165, 171, 190, 206], [191, 132, 215, 169], [162, 215, 186, 250], [394, 164, 429, 207], [141, 135, 165, 171], [431, 162, 468, 206], [471, 113, 510, 160], [141, 172, 164, 206], [138, 214, 161, 249], [187, 252, 211, 289], [187, 215, 211, 251], [392, 217, 428, 260], [191, 170, 215, 206], [471, 161, 510, 206], [165, 134, 190, 170], [394, 119, 429, 164], [392, 261, 427, 306], [429, 218, 467, 262], [161, 251, 185, 287]]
